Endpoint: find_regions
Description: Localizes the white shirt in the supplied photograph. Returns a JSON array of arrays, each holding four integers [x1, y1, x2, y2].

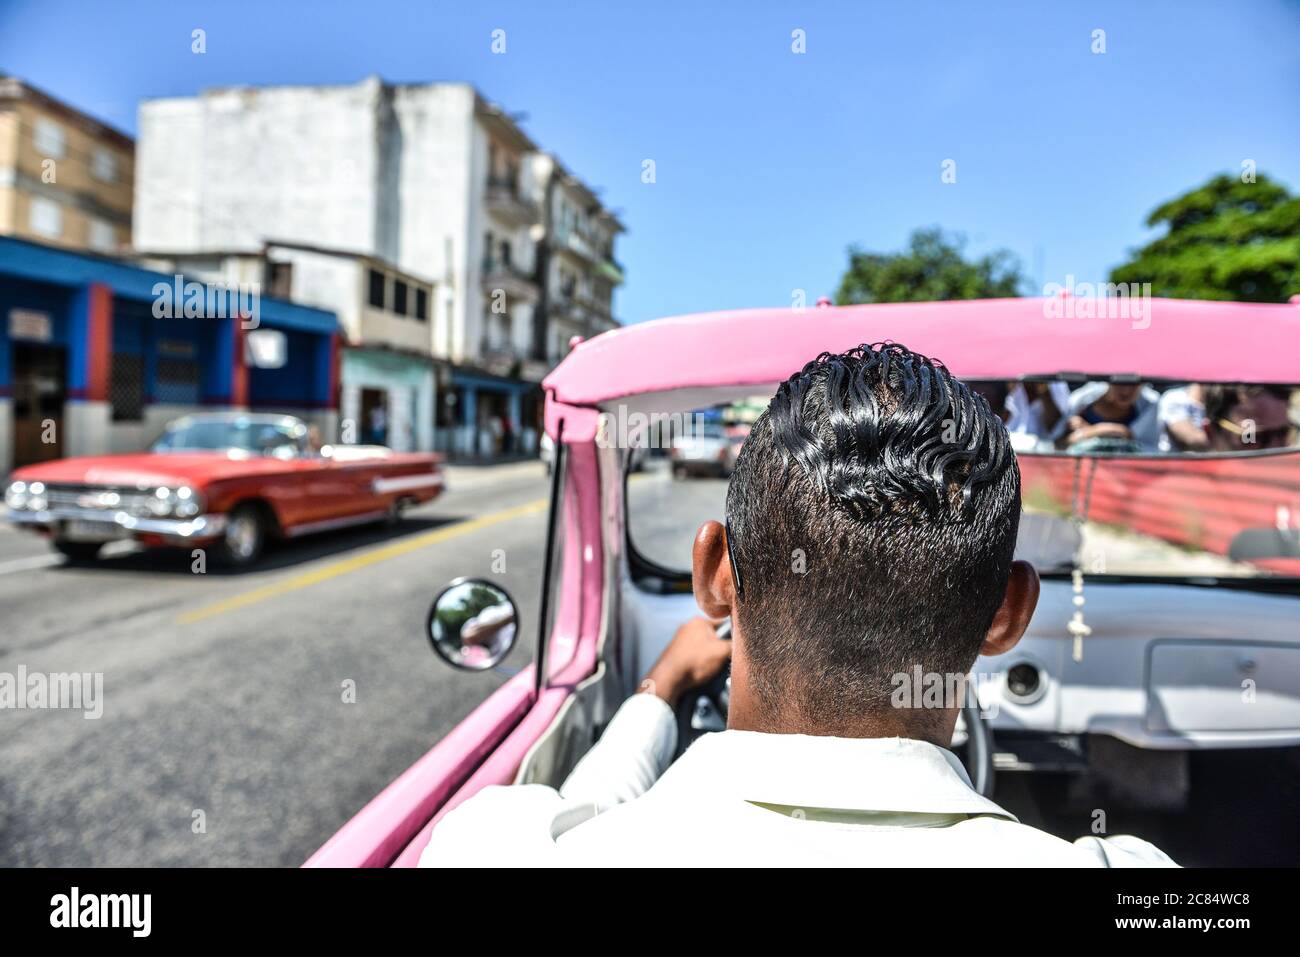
[[420, 693, 1177, 867], [1005, 383, 1073, 452], [1156, 386, 1207, 453]]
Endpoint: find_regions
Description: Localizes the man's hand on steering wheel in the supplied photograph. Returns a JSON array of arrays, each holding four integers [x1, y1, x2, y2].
[[638, 616, 732, 708]]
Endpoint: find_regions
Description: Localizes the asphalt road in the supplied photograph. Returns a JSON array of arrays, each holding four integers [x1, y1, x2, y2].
[[0, 461, 552, 866]]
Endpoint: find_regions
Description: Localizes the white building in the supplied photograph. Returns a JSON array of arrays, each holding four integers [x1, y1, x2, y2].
[[134, 77, 624, 457]]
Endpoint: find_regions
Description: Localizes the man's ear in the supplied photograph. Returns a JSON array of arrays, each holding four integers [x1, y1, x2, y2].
[[980, 560, 1040, 657], [692, 519, 736, 620]]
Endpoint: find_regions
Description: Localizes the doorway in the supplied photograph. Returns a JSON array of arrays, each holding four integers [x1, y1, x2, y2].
[[359, 387, 389, 446], [12, 343, 66, 467]]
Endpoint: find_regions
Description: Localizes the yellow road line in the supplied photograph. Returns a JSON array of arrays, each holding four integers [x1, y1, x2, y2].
[[178, 497, 548, 625]]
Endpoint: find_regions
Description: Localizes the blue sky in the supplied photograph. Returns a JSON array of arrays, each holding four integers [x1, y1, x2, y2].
[[2, 0, 1297, 323]]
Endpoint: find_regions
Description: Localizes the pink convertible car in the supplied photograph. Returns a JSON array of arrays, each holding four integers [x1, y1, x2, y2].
[[308, 296, 1300, 867]]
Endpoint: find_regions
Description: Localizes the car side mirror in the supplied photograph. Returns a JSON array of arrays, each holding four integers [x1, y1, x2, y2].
[[426, 578, 519, 671]]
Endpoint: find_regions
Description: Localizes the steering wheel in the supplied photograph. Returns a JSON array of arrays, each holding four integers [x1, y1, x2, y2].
[[670, 619, 996, 797]]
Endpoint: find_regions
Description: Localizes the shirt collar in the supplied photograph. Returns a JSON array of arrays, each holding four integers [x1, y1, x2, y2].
[[663, 730, 1018, 822]]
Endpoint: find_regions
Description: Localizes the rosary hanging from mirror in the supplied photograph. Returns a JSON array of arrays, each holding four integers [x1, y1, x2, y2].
[[1067, 456, 1099, 662]]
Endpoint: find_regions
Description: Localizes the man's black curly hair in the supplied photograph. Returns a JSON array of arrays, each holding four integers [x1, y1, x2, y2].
[[725, 342, 1021, 730]]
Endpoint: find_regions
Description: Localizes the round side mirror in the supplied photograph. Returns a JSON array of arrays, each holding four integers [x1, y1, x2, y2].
[[426, 578, 519, 671]]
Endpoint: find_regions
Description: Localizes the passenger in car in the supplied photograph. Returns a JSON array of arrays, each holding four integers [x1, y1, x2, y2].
[[1204, 385, 1295, 451], [422, 344, 1175, 867], [961, 381, 1070, 454], [1157, 383, 1209, 452], [1062, 381, 1162, 453]]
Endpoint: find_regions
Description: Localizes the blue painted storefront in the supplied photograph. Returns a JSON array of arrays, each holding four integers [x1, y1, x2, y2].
[[440, 367, 541, 458], [0, 236, 339, 471]]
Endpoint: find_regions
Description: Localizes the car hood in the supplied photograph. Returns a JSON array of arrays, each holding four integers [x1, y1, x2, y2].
[[8, 452, 301, 488]]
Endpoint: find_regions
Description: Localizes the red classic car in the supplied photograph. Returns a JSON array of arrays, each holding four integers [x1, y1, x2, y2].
[[3, 412, 444, 567]]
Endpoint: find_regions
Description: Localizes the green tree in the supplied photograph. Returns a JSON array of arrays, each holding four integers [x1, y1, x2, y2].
[[835, 227, 1025, 305], [1110, 173, 1300, 302]]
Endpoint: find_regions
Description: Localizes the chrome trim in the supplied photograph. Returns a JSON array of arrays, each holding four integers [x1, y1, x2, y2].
[[6, 507, 227, 540], [371, 473, 443, 494], [283, 509, 388, 538]]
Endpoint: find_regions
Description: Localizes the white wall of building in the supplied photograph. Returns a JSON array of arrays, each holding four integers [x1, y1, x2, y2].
[[390, 84, 476, 362], [271, 247, 364, 342], [136, 80, 492, 367], [63, 401, 111, 457], [136, 80, 384, 256]]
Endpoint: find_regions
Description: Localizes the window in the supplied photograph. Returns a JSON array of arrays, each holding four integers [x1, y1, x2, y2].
[[268, 261, 293, 299], [33, 117, 65, 158], [29, 196, 62, 238], [368, 268, 386, 309], [88, 218, 115, 252], [110, 354, 145, 422], [415, 287, 429, 321], [91, 147, 118, 183], [393, 279, 409, 316], [154, 358, 201, 405]]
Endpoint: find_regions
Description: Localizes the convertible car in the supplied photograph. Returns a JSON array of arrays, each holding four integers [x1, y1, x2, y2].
[[307, 296, 1300, 867], [3, 412, 443, 567]]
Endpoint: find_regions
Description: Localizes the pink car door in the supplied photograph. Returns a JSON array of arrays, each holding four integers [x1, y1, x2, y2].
[[304, 423, 603, 867]]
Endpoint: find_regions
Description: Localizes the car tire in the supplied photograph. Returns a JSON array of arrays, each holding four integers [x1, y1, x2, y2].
[[53, 540, 103, 563], [215, 504, 265, 568], [384, 496, 414, 527]]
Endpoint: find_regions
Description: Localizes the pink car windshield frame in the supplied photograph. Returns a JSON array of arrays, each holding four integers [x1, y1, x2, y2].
[[544, 297, 1300, 409]]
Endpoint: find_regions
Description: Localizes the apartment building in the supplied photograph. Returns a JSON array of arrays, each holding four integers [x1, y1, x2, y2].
[[0, 75, 134, 253], [134, 77, 624, 457], [531, 154, 624, 364]]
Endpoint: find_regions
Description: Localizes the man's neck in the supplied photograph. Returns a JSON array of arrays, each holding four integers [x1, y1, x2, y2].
[[728, 708, 959, 748]]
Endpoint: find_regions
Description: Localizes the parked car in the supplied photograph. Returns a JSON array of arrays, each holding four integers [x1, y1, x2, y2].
[[4, 412, 443, 567], [307, 297, 1300, 867], [669, 422, 737, 477]]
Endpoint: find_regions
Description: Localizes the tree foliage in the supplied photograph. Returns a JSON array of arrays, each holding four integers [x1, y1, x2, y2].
[[1110, 173, 1300, 302], [835, 227, 1026, 305]]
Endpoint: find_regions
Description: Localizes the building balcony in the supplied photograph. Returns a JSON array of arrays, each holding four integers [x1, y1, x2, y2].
[[480, 344, 551, 383], [553, 226, 599, 266], [576, 290, 614, 322], [480, 259, 539, 303], [597, 256, 625, 285], [549, 293, 618, 336], [485, 179, 541, 227]]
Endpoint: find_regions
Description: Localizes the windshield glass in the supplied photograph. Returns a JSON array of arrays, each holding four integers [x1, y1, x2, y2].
[[968, 379, 1300, 457], [153, 417, 305, 457], [678, 423, 727, 441], [627, 393, 1300, 583]]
